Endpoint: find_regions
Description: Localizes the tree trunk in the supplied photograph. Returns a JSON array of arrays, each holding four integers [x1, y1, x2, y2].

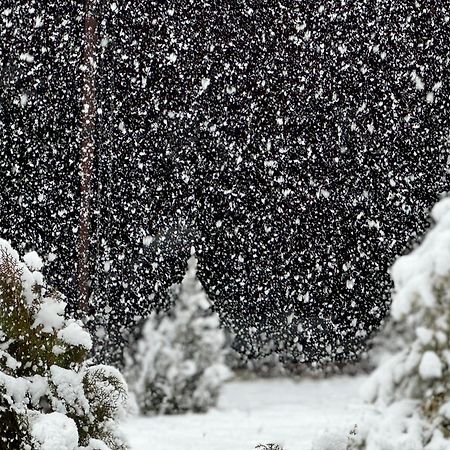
[[78, 0, 98, 313]]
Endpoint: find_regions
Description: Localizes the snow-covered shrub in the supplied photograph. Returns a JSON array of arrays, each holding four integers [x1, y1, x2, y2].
[[126, 255, 230, 415], [0, 239, 129, 450], [346, 197, 450, 449]]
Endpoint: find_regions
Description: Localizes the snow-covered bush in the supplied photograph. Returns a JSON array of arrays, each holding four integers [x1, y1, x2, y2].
[[126, 255, 230, 415], [344, 197, 450, 449], [0, 239, 129, 450]]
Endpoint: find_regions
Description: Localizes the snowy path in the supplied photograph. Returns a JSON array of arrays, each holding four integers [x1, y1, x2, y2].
[[122, 375, 368, 450]]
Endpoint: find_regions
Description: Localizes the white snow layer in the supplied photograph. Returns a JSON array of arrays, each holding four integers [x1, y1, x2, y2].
[[419, 351, 443, 380], [23, 250, 44, 271], [58, 320, 93, 350], [33, 297, 66, 333], [122, 376, 366, 450], [31, 412, 79, 450]]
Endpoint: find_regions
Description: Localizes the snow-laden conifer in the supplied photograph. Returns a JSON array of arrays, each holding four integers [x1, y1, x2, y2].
[[0, 239, 129, 450], [347, 197, 450, 449], [126, 255, 230, 415]]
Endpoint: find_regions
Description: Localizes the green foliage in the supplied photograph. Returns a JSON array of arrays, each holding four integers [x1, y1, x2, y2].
[[0, 250, 87, 377], [0, 242, 129, 449], [80, 366, 129, 449], [0, 397, 30, 450]]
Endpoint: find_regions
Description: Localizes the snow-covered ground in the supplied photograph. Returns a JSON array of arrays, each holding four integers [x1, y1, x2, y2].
[[122, 375, 368, 450]]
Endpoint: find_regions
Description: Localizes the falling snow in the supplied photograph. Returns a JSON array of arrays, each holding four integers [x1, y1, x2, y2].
[[1, 2, 450, 449], [1, 0, 449, 370]]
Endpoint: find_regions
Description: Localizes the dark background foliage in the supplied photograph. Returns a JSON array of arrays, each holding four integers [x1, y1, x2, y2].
[[1, 1, 449, 364]]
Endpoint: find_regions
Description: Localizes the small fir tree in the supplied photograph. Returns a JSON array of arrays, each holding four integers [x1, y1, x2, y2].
[[126, 255, 230, 415], [0, 239, 129, 450], [347, 197, 450, 449]]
